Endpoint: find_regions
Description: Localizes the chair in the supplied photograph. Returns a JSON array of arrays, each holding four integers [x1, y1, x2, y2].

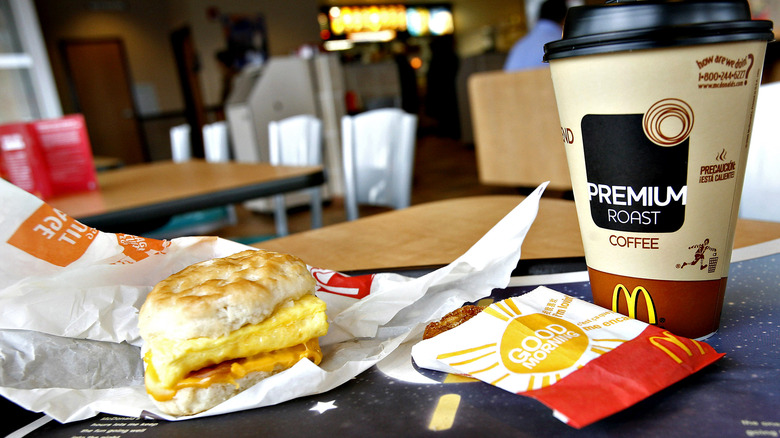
[[203, 121, 231, 163], [468, 68, 571, 192], [341, 108, 418, 221], [739, 81, 780, 222], [169, 124, 191, 162], [202, 121, 238, 226], [268, 114, 324, 236], [142, 123, 237, 239]]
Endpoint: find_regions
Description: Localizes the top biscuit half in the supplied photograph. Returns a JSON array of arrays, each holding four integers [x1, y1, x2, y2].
[[138, 249, 316, 341]]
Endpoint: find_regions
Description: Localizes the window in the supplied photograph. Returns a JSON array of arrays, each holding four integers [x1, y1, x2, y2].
[[0, 0, 61, 124]]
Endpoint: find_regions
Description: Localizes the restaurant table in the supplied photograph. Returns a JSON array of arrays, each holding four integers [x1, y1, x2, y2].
[[46, 160, 324, 232], [7, 195, 780, 438], [255, 195, 780, 272]]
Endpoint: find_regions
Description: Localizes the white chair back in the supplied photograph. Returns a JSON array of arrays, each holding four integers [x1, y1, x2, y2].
[[740, 81, 780, 222], [203, 121, 230, 163], [170, 124, 191, 162], [267, 114, 325, 236], [268, 115, 323, 166], [341, 108, 417, 221]]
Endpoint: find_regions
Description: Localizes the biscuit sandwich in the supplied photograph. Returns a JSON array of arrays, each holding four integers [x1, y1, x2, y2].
[[138, 249, 329, 416]]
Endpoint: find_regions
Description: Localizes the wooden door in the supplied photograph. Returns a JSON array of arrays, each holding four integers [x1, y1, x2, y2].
[[61, 39, 148, 165]]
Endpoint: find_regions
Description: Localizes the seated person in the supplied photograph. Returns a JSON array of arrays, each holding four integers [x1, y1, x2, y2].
[[504, 0, 569, 71]]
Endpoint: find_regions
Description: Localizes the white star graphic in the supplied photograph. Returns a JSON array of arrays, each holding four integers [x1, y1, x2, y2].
[[310, 400, 337, 414]]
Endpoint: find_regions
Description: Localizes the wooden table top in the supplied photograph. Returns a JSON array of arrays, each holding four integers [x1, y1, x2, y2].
[[48, 160, 324, 230], [255, 195, 780, 272]]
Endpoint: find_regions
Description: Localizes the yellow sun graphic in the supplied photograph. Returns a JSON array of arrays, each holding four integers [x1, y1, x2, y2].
[[435, 297, 629, 393]]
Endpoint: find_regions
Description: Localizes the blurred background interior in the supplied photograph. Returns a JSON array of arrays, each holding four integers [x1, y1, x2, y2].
[[2, 0, 779, 242]]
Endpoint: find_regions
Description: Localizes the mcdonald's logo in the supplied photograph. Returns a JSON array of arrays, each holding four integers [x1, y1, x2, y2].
[[649, 330, 706, 364], [612, 284, 658, 325]]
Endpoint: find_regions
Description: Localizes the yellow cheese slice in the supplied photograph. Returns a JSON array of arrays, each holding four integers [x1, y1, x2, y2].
[[145, 338, 322, 401]]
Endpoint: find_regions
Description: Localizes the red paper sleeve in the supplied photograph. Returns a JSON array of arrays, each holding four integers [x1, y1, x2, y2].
[[524, 325, 724, 429]]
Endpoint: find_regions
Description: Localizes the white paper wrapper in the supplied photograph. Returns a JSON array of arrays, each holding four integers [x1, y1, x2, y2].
[[409, 286, 725, 428], [0, 179, 548, 423], [410, 287, 648, 381]]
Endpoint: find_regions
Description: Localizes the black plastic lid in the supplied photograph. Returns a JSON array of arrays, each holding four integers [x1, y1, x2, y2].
[[544, 0, 774, 61]]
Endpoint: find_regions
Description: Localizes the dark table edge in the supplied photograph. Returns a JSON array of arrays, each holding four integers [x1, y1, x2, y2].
[[76, 170, 326, 230]]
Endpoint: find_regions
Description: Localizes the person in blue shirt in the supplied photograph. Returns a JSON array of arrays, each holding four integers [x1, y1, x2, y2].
[[504, 0, 568, 71]]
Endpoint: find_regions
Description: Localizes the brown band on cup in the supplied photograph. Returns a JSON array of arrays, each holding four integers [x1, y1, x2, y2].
[[588, 268, 727, 339]]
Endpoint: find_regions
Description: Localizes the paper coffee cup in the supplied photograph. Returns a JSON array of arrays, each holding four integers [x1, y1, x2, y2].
[[544, 0, 773, 339]]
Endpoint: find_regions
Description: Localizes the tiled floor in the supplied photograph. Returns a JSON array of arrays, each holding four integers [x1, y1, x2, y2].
[[211, 134, 529, 242]]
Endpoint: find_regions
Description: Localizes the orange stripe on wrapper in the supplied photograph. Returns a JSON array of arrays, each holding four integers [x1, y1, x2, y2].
[[7, 203, 97, 267]]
